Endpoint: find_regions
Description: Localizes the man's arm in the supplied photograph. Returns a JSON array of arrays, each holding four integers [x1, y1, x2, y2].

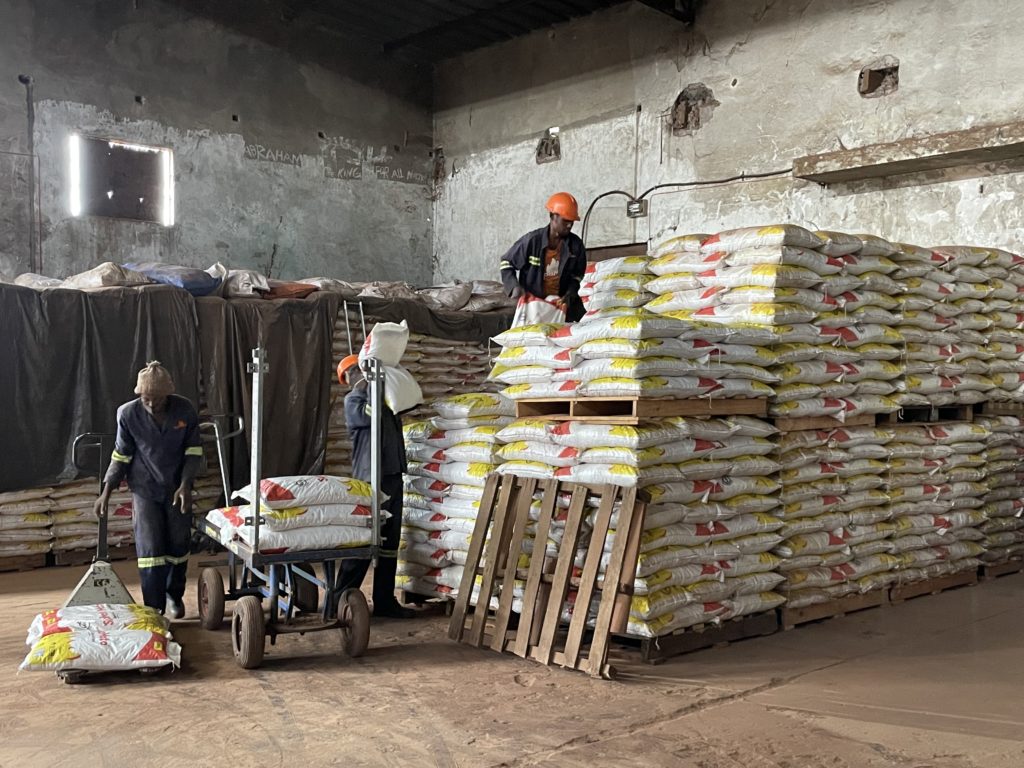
[[94, 408, 136, 518], [499, 234, 529, 298], [173, 409, 204, 515], [345, 384, 371, 430]]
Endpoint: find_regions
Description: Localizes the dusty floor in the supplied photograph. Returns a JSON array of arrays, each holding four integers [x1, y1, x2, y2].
[[0, 563, 1022, 768]]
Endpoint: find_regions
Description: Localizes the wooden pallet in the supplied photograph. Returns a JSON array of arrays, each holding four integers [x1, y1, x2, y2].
[[514, 397, 768, 424], [979, 559, 1024, 580], [976, 402, 1024, 417], [0, 553, 47, 573], [876, 404, 974, 424], [770, 412, 876, 432], [888, 569, 978, 603], [448, 474, 645, 678], [779, 589, 888, 630], [628, 610, 779, 664], [53, 545, 136, 567]]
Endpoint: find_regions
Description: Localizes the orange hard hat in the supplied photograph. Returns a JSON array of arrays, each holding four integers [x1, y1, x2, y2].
[[545, 192, 580, 222], [337, 354, 360, 385]]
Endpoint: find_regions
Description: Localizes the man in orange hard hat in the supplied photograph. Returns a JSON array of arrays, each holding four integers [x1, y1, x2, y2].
[[499, 192, 587, 322]]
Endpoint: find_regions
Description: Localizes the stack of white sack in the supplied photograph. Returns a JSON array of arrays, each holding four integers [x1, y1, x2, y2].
[[50, 480, 134, 553], [0, 487, 54, 558], [489, 322, 579, 401], [773, 424, 899, 609], [578, 256, 656, 323], [976, 415, 1024, 563], [405, 333, 496, 404], [976, 248, 1024, 403], [398, 392, 514, 600], [892, 244, 996, 406], [19, 603, 181, 673], [885, 423, 988, 586], [546, 416, 786, 637], [647, 225, 901, 420], [206, 475, 378, 552]]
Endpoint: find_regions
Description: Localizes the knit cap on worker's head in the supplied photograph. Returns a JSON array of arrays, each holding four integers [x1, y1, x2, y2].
[[135, 360, 175, 396]]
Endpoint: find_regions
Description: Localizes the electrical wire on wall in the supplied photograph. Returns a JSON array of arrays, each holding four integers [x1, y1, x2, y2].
[[579, 166, 794, 248]]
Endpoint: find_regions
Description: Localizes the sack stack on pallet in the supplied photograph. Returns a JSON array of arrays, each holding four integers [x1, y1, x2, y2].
[[772, 423, 899, 608], [648, 225, 903, 421], [886, 423, 989, 585], [976, 415, 1024, 563], [398, 393, 515, 600], [892, 243, 998, 406], [0, 488, 54, 559], [51, 483, 134, 553], [591, 416, 786, 637]]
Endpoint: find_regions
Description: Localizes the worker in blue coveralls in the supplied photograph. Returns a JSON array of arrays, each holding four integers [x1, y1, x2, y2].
[[334, 354, 415, 619], [499, 191, 588, 322], [93, 361, 202, 619]]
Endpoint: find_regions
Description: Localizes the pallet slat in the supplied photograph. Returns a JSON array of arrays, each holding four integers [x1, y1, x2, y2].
[[515, 397, 768, 424], [889, 569, 978, 602], [780, 589, 888, 630]]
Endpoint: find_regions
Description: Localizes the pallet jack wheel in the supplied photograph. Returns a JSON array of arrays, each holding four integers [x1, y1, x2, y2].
[[198, 567, 226, 630], [337, 589, 370, 658], [291, 563, 320, 613], [232, 595, 265, 669]]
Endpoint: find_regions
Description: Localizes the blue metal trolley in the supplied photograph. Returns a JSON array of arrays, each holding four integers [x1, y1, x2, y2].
[[196, 346, 386, 669]]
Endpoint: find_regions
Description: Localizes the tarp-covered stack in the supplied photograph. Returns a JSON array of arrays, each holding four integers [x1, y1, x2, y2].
[[398, 393, 514, 600], [886, 423, 988, 586], [0, 487, 53, 559], [774, 424, 899, 608], [976, 416, 1024, 565]]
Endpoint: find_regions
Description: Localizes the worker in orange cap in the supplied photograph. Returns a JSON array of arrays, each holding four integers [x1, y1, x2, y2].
[[334, 354, 414, 619], [499, 192, 587, 322]]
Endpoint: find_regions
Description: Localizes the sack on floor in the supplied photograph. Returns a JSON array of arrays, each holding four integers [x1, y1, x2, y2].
[[25, 604, 169, 645]]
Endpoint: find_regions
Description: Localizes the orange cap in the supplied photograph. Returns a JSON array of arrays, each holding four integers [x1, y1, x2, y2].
[[545, 192, 580, 221], [337, 354, 360, 385]]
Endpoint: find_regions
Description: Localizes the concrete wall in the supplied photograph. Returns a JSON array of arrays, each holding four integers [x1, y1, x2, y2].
[[432, 0, 1024, 283], [0, 0, 434, 284]]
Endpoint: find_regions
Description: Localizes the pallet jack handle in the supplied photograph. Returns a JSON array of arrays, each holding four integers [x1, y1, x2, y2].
[[73, 432, 115, 562]]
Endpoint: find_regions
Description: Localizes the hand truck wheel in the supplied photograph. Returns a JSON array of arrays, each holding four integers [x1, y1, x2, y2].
[[232, 595, 265, 669], [197, 567, 226, 630], [337, 589, 370, 658]]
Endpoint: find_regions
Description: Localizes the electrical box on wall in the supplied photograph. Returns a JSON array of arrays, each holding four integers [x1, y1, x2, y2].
[[626, 199, 648, 218]]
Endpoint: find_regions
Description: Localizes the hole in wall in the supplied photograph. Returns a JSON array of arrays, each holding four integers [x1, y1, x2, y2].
[[535, 127, 561, 165], [670, 83, 719, 134], [858, 55, 899, 98], [135, 95, 145, 105], [232, 114, 240, 122], [731, 78, 738, 87], [317, 130, 326, 140]]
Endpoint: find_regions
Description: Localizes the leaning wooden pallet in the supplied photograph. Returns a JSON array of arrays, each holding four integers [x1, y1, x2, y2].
[[448, 474, 645, 679]]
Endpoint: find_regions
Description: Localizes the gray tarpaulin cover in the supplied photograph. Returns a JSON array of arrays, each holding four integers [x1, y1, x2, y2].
[[1, 285, 339, 494], [0, 284, 202, 491], [1, 283, 504, 494]]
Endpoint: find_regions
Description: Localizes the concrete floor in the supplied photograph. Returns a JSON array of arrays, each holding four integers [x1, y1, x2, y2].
[[1, 563, 1022, 768]]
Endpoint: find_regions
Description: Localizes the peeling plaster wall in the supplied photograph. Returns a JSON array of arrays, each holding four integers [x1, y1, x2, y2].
[[432, 0, 1024, 283], [0, 0, 433, 284]]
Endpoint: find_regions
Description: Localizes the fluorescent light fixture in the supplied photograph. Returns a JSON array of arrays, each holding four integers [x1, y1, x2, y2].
[[161, 148, 174, 227], [69, 134, 81, 216]]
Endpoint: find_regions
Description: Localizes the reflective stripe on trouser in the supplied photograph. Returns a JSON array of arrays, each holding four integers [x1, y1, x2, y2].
[[337, 473, 403, 604], [133, 494, 191, 612]]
